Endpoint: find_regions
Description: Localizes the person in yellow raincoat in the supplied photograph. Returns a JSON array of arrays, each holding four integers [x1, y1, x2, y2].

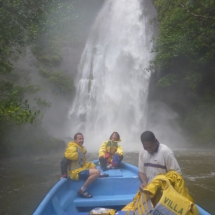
[[98, 132, 123, 171], [61, 133, 103, 198]]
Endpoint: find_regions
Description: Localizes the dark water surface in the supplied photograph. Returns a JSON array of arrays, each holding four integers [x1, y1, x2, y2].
[[0, 150, 215, 215]]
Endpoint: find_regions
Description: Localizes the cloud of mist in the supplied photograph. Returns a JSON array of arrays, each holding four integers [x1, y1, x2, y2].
[[64, 0, 157, 153], [10, 0, 188, 156], [146, 101, 187, 149]]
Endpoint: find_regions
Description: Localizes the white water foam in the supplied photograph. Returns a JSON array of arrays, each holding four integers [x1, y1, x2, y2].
[[68, 0, 156, 151]]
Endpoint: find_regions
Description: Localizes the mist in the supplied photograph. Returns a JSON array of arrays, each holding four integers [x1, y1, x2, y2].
[[63, 0, 185, 152], [146, 101, 187, 149], [9, 0, 187, 155]]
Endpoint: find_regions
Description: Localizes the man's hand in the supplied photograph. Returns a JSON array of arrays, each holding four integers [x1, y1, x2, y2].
[[60, 174, 67, 179], [138, 172, 148, 191], [139, 181, 147, 191], [105, 152, 110, 158]]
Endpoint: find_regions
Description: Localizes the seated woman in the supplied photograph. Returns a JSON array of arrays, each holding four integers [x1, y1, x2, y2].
[[99, 132, 124, 171]]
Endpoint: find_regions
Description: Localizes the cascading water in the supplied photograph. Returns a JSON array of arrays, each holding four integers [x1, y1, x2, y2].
[[68, 0, 156, 151]]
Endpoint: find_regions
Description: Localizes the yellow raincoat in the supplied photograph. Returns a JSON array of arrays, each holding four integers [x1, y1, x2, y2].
[[64, 141, 95, 180], [122, 171, 199, 215], [143, 172, 199, 215], [98, 140, 123, 163]]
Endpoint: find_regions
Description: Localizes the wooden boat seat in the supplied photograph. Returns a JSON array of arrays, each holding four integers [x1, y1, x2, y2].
[[63, 211, 131, 215], [95, 166, 124, 177], [64, 211, 131, 215], [64, 213, 89, 215], [71, 168, 139, 208], [102, 168, 123, 177], [73, 194, 134, 207]]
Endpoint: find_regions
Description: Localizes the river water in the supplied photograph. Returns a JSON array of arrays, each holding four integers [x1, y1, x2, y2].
[[0, 150, 215, 215]]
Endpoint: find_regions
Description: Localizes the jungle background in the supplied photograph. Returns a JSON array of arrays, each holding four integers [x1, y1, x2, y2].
[[0, 0, 215, 158]]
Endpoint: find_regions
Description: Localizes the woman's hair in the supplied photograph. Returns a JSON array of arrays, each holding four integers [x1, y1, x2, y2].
[[109, 132, 120, 141]]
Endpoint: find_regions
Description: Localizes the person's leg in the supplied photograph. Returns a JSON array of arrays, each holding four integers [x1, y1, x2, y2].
[[117, 155, 123, 167], [78, 169, 100, 198], [112, 154, 123, 168], [82, 168, 100, 188], [99, 156, 108, 170]]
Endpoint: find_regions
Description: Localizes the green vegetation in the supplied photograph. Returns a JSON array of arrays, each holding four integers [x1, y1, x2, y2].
[[152, 0, 215, 145], [2, 0, 214, 155], [0, 0, 104, 157], [0, 0, 78, 156], [40, 68, 74, 95]]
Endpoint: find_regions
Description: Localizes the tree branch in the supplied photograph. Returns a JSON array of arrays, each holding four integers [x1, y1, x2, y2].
[[178, 1, 215, 20]]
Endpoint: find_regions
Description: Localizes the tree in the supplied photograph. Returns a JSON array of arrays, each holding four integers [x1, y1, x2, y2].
[[152, 0, 215, 145], [0, 0, 64, 154]]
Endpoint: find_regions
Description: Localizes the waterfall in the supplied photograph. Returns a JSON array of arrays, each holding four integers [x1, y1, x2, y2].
[[68, 0, 156, 151]]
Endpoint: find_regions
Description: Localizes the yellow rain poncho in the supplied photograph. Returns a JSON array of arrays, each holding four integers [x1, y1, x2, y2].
[[122, 171, 199, 215], [64, 141, 95, 180], [98, 140, 123, 163], [143, 171, 199, 215]]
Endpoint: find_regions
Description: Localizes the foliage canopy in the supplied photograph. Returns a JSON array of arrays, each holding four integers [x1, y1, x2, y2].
[[152, 0, 215, 145], [0, 0, 76, 155]]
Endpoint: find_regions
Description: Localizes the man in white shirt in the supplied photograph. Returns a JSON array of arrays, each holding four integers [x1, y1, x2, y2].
[[138, 131, 181, 189]]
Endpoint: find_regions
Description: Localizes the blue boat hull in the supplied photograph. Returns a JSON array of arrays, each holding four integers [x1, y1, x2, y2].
[[33, 161, 211, 215]]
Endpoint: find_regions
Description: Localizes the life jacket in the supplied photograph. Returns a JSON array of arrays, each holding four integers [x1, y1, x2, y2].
[[65, 142, 95, 180], [105, 141, 119, 163], [106, 140, 119, 154], [143, 175, 199, 215], [121, 190, 153, 214], [68, 146, 86, 170], [166, 171, 194, 203]]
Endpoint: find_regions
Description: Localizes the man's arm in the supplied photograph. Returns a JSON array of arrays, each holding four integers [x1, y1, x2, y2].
[[98, 142, 107, 157], [61, 157, 70, 177], [138, 172, 148, 189], [138, 149, 148, 189], [166, 152, 181, 174]]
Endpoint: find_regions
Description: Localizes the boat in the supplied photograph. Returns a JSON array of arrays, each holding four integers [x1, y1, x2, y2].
[[33, 160, 211, 215]]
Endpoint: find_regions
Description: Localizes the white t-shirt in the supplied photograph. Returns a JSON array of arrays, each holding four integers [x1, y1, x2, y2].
[[138, 143, 181, 183]]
